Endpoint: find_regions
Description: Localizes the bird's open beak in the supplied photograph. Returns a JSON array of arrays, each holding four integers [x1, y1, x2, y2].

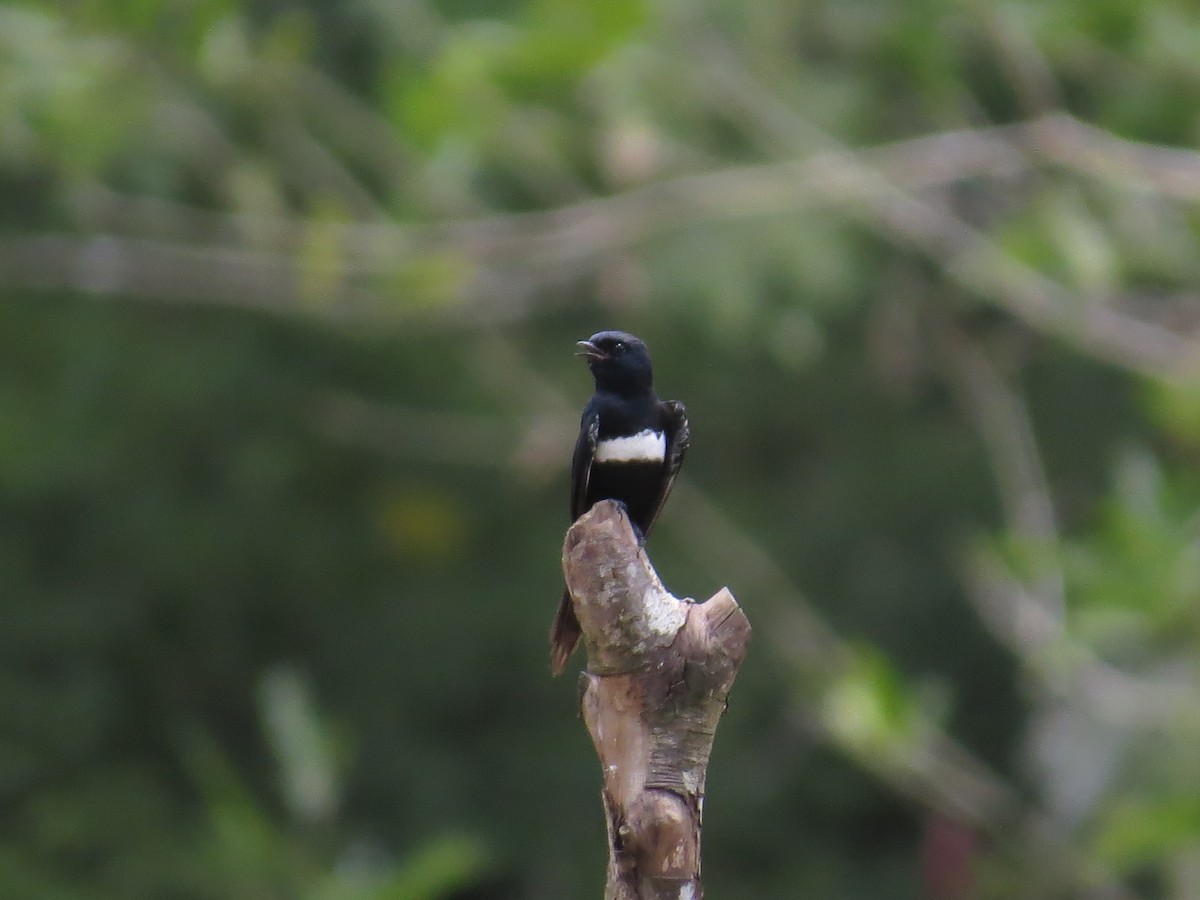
[[575, 340, 606, 362]]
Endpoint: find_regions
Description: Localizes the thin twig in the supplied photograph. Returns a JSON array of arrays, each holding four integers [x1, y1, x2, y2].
[[939, 324, 1066, 616]]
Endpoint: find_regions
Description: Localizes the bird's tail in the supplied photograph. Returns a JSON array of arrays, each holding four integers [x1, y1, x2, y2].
[[549, 587, 581, 676]]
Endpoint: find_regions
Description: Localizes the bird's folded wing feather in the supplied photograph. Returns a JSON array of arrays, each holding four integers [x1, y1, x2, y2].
[[643, 400, 689, 536], [570, 409, 600, 521]]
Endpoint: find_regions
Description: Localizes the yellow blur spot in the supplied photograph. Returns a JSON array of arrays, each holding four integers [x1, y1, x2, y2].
[[377, 488, 466, 565]]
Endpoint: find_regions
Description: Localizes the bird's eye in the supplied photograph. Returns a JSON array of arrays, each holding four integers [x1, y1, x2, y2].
[[613, 341, 625, 353]]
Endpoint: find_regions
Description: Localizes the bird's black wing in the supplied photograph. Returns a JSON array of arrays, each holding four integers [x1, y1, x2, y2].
[[642, 399, 689, 536], [570, 406, 600, 521]]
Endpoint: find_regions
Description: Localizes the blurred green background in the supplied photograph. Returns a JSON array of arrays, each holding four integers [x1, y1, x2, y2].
[[3, 0, 1200, 897]]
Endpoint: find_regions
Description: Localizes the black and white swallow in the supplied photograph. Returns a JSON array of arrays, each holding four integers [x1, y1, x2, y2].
[[550, 330, 690, 675]]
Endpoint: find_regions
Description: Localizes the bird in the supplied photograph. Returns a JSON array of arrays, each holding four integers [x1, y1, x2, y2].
[[550, 330, 690, 675]]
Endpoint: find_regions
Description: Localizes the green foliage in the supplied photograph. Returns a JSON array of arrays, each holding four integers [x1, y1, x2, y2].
[[0, 7, 149, 176], [1066, 452, 1200, 650], [821, 647, 928, 759], [4, 0, 1200, 897]]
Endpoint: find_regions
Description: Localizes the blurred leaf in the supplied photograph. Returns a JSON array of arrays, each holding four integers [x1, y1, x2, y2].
[[1045, 190, 1118, 295], [1145, 376, 1200, 449], [300, 206, 351, 312], [1093, 796, 1200, 873], [820, 648, 921, 757], [1063, 450, 1200, 654], [382, 252, 474, 310], [259, 665, 348, 826], [182, 729, 296, 885], [0, 7, 148, 175], [365, 836, 489, 900], [199, 14, 254, 88], [505, 0, 648, 88], [223, 157, 288, 218], [395, 23, 518, 147]]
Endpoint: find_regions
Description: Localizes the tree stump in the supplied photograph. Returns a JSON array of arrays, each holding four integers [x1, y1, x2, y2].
[[562, 500, 751, 900]]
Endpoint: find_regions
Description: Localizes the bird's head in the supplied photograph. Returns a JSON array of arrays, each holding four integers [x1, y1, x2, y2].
[[576, 330, 653, 394]]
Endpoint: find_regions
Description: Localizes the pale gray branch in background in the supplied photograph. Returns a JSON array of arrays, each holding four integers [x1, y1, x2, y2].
[[4, 115, 1200, 383]]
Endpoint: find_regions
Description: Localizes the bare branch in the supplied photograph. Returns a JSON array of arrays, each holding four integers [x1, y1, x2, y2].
[[939, 327, 1065, 619], [1028, 113, 1200, 203], [8, 114, 1200, 379]]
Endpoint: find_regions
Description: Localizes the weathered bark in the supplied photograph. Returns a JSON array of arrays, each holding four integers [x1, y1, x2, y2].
[[562, 500, 751, 900]]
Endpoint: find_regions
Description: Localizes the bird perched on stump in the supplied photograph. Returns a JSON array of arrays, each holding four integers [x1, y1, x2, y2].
[[550, 330, 690, 675]]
